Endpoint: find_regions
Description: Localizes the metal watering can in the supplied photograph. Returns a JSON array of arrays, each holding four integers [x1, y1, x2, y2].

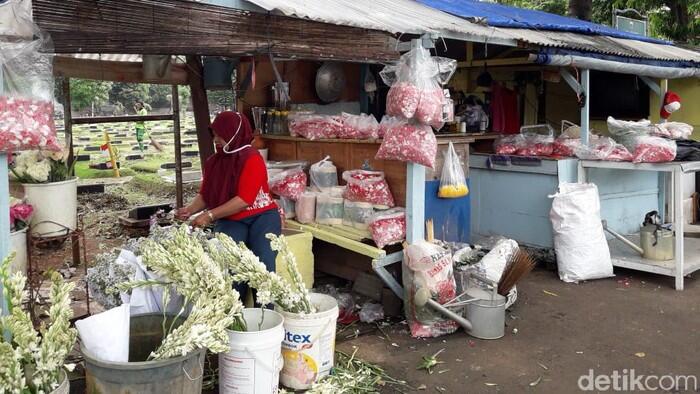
[[414, 273, 506, 340], [603, 211, 674, 261]]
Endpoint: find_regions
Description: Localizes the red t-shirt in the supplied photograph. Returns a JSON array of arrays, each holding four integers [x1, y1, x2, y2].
[[200, 154, 277, 220]]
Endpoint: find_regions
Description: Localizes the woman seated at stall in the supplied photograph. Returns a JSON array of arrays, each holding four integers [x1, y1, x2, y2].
[[176, 111, 280, 301]]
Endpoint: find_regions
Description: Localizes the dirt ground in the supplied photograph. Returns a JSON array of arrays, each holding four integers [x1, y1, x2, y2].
[[26, 180, 700, 393], [338, 269, 700, 393]]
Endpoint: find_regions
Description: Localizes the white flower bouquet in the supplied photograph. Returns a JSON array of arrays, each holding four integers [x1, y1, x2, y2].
[[0, 252, 77, 394], [118, 225, 246, 360], [10, 148, 76, 184], [209, 233, 315, 314]]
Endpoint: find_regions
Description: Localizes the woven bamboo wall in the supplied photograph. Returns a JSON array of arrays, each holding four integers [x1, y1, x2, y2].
[[33, 0, 399, 62]]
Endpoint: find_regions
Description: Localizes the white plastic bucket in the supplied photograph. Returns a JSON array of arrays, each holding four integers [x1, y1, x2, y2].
[[220, 308, 285, 394], [9, 228, 27, 275], [278, 293, 339, 390], [23, 178, 78, 236]]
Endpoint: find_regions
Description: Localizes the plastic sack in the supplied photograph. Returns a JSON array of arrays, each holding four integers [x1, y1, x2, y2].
[[383, 47, 456, 128], [340, 113, 379, 139], [415, 88, 446, 130], [368, 207, 405, 248], [269, 167, 307, 200], [277, 197, 296, 219], [310, 156, 338, 192], [288, 113, 343, 140], [517, 124, 554, 156], [76, 303, 130, 363], [343, 200, 375, 230], [574, 135, 633, 162], [386, 82, 421, 119], [494, 135, 523, 155], [118, 250, 184, 315], [552, 136, 581, 157], [342, 170, 395, 209], [378, 115, 402, 139], [607, 116, 654, 138], [295, 191, 316, 224], [550, 183, 614, 283], [403, 240, 459, 338], [0, 27, 61, 152], [629, 136, 677, 163], [0, 0, 34, 38], [376, 120, 437, 168], [315, 193, 344, 225], [474, 239, 519, 283], [438, 142, 468, 198], [654, 122, 693, 140], [359, 302, 384, 323]]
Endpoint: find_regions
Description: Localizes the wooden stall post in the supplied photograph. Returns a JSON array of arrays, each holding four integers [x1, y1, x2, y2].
[[406, 38, 427, 243], [186, 55, 213, 164], [580, 68, 590, 145], [62, 77, 75, 170], [172, 85, 183, 208], [0, 61, 9, 324]]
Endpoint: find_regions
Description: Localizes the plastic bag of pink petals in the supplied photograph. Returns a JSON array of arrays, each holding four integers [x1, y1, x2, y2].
[[378, 115, 403, 139], [381, 47, 455, 129], [342, 170, 395, 209], [0, 27, 60, 152], [269, 167, 308, 200], [368, 207, 406, 249], [375, 120, 437, 168], [288, 113, 343, 140], [339, 113, 379, 139]]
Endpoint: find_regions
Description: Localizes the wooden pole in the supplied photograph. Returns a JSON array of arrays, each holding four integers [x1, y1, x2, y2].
[[62, 78, 75, 171], [1, 62, 9, 324], [103, 131, 120, 177], [186, 55, 213, 164], [172, 85, 183, 208]]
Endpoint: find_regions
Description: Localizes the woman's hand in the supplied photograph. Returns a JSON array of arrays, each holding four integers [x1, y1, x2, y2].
[[175, 207, 192, 220], [192, 211, 213, 228]]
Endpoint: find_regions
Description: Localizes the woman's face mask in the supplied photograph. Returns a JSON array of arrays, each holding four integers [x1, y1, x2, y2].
[[211, 113, 251, 154]]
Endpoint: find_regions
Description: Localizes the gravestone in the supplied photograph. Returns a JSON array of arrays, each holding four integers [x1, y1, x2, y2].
[[160, 162, 192, 170]]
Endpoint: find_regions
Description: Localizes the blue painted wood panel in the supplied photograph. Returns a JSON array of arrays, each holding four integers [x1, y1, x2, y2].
[[469, 153, 660, 248], [424, 179, 471, 243]]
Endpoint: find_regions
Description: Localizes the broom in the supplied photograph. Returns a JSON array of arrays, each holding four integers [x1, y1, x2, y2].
[[497, 248, 536, 296]]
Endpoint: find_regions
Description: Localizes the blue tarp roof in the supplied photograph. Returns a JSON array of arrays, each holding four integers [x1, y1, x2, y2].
[[417, 0, 670, 45]]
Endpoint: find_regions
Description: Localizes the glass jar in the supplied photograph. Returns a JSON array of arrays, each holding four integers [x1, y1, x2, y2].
[[280, 111, 289, 135]]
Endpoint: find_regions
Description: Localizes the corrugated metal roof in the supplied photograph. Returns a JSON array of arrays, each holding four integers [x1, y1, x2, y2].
[[220, 0, 518, 46], [496, 28, 700, 63], [418, 0, 669, 44], [232, 0, 700, 65]]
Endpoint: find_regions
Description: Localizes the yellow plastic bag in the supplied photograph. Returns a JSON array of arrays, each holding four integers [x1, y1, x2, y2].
[[438, 142, 468, 198]]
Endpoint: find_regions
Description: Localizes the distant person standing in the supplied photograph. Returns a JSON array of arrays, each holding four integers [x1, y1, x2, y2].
[[134, 101, 148, 153]]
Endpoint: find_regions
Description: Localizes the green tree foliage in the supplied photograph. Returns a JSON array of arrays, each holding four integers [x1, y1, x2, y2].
[[69, 79, 112, 112], [498, 0, 568, 15], [498, 0, 698, 43], [109, 83, 149, 113]]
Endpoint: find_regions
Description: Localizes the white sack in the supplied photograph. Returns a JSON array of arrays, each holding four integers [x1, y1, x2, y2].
[[477, 239, 519, 283], [76, 303, 130, 362], [472, 239, 519, 308], [117, 249, 184, 315], [550, 183, 614, 282]]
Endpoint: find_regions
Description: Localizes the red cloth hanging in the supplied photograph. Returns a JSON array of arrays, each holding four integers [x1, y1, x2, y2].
[[490, 83, 521, 134]]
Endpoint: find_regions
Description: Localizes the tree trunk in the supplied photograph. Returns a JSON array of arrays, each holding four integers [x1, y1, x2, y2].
[[568, 0, 592, 21]]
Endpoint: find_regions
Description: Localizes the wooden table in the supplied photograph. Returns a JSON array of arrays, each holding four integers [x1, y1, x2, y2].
[[261, 134, 476, 205]]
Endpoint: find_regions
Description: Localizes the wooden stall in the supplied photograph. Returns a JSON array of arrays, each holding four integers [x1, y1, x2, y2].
[[262, 134, 475, 206]]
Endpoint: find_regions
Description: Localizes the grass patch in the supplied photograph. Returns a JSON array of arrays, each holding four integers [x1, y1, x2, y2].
[[74, 162, 136, 179]]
